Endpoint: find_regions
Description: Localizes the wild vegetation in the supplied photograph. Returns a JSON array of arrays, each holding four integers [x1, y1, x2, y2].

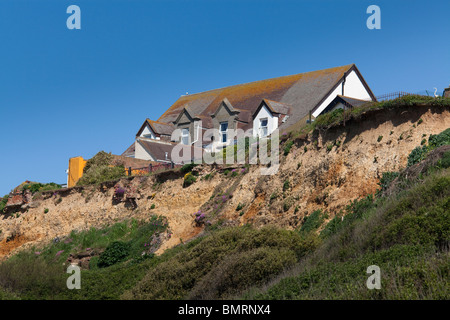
[[0, 98, 449, 300], [76, 151, 126, 186], [0, 216, 169, 299], [311, 95, 450, 131], [0, 138, 448, 299]]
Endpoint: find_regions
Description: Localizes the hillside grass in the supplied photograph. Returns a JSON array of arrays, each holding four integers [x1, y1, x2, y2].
[[242, 166, 449, 300], [1, 125, 449, 300], [122, 227, 319, 300], [312, 95, 450, 131], [1, 152, 449, 300], [286, 95, 450, 142], [0, 216, 169, 299]]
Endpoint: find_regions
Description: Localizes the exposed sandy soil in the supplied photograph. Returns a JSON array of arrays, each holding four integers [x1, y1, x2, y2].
[[1, 105, 449, 259]]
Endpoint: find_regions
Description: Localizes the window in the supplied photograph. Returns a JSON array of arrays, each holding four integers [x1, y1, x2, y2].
[[260, 118, 268, 137], [220, 122, 228, 143], [181, 128, 189, 145]]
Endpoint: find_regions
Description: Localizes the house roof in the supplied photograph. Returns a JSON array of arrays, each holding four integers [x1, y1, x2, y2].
[[263, 99, 291, 115], [336, 95, 370, 107], [252, 99, 292, 117], [321, 95, 372, 114], [157, 64, 373, 129], [137, 139, 175, 162], [137, 139, 203, 163], [136, 119, 175, 137], [121, 143, 135, 157]]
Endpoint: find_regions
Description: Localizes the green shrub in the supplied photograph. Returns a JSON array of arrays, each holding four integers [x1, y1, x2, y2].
[[407, 128, 450, 167], [180, 163, 197, 174], [97, 241, 131, 268], [0, 217, 169, 299], [283, 179, 290, 191], [299, 210, 328, 235], [407, 146, 428, 167], [150, 204, 155, 209], [313, 108, 344, 130], [123, 226, 319, 300], [405, 128, 450, 168], [311, 96, 450, 132], [183, 172, 197, 188], [246, 165, 450, 300], [247, 244, 448, 300], [75, 151, 126, 186], [0, 195, 9, 212], [283, 202, 291, 212], [320, 195, 375, 239], [236, 203, 244, 211], [438, 151, 450, 169], [76, 165, 126, 186], [21, 182, 61, 194], [283, 141, 294, 156], [83, 151, 114, 173], [189, 247, 298, 299], [203, 173, 213, 180], [376, 171, 399, 196], [428, 128, 450, 149], [0, 253, 65, 299], [377, 135, 383, 142]]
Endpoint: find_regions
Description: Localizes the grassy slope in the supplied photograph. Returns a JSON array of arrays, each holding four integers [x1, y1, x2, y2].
[[243, 168, 449, 299], [0, 100, 449, 300], [3, 157, 443, 300]]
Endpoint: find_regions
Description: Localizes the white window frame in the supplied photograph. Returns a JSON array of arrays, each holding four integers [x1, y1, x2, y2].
[[220, 122, 228, 144], [181, 128, 189, 145], [260, 118, 268, 137]]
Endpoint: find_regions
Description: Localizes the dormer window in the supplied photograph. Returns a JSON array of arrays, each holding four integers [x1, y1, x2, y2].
[[220, 122, 228, 143], [143, 133, 154, 139], [181, 128, 189, 145], [260, 118, 268, 137]]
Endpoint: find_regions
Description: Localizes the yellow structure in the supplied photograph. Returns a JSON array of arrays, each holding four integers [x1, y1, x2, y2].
[[68, 156, 87, 188]]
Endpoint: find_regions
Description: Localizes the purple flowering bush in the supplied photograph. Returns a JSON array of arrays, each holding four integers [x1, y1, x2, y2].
[[194, 210, 207, 226]]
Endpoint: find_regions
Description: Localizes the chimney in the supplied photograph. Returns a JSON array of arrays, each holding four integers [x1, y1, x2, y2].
[[444, 85, 450, 98]]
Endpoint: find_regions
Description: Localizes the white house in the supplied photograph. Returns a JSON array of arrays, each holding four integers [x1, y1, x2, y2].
[[123, 64, 376, 161]]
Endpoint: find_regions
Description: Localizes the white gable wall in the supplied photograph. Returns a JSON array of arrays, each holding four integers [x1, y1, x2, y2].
[[253, 105, 278, 137], [140, 124, 159, 140], [135, 140, 156, 161], [312, 70, 372, 118]]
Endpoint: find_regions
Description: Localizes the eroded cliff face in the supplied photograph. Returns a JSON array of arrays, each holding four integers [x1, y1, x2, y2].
[[1, 105, 449, 259]]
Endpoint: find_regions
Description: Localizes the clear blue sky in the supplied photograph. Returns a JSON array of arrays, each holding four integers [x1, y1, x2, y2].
[[0, 0, 449, 195]]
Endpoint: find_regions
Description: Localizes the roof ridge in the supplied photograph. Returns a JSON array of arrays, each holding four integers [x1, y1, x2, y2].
[[146, 118, 174, 126], [263, 98, 293, 106], [178, 64, 355, 98]]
